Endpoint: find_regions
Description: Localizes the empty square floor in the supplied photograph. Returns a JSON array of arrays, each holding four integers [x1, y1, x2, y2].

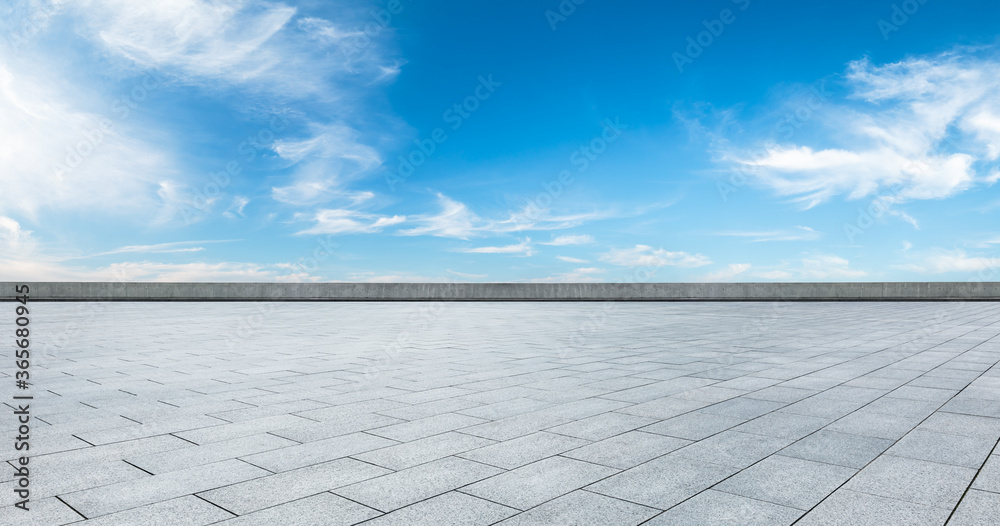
[[4, 301, 1000, 525]]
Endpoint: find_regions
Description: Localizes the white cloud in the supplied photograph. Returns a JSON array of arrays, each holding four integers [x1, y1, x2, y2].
[[0, 216, 30, 251], [896, 249, 1000, 274], [754, 254, 866, 281], [399, 194, 614, 239], [541, 234, 594, 246], [701, 263, 751, 282], [557, 256, 588, 263], [528, 267, 605, 283], [297, 16, 363, 44], [714, 226, 821, 242], [460, 239, 534, 256], [397, 194, 479, 239], [76, 239, 240, 258], [224, 196, 250, 218], [63, 0, 304, 90], [0, 60, 176, 219], [296, 209, 405, 235], [271, 124, 383, 206], [723, 51, 1000, 208], [601, 245, 712, 268]]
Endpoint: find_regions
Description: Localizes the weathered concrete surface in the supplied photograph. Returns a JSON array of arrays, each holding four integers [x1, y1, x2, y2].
[[3, 281, 1000, 301]]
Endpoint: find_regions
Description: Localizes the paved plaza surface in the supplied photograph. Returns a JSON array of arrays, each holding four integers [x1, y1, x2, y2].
[[3, 301, 1000, 525]]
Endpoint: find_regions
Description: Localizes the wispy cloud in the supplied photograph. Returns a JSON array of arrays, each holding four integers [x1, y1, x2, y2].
[[459, 239, 534, 256], [296, 209, 405, 235], [713, 226, 821, 242], [541, 234, 594, 246], [557, 256, 588, 263], [601, 245, 711, 268], [76, 240, 240, 258], [271, 124, 383, 206], [399, 194, 615, 239]]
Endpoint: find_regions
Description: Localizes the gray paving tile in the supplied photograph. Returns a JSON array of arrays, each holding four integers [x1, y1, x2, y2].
[[0, 497, 82, 526], [61, 459, 268, 518], [673, 430, 792, 469], [354, 431, 495, 470], [458, 431, 589, 470], [126, 433, 296, 474], [495, 489, 658, 526], [886, 429, 994, 468], [563, 431, 690, 469], [779, 396, 868, 420], [463, 456, 618, 511], [919, 412, 1000, 438], [745, 386, 819, 404], [615, 396, 713, 420], [271, 413, 406, 443], [714, 454, 857, 510], [942, 398, 1000, 418], [640, 411, 745, 440], [335, 456, 502, 512], [795, 489, 951, 526], [844, 454, 976, 509], [547, 412, 658, 441], [864, 396, 941, 419], [644, 489, 802, 525], [735, 412, 829, 440], [198, 458, 390, 515], [365, 413, 487, 442], [587, 454, 738, 510], [363, 491, 517, 526], [949, 489, 1000, 526], [699, 397, 785, 420], [212, 492, 380, 526], [64, 495, 232, 525], [780, 430, 893, 469], [972, 454, 1000, 493], [240, 432, 397, 472], [823, 409, 924, 440]]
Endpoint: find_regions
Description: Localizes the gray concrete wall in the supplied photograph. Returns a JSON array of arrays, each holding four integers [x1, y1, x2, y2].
[[3, 282, 1000, 301]]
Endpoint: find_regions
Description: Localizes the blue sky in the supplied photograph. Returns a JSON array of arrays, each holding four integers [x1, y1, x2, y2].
[[2, 0, 1000, 283]]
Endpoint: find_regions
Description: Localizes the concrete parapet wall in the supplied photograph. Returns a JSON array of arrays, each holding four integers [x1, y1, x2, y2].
[[2, 282, 1000, 301]]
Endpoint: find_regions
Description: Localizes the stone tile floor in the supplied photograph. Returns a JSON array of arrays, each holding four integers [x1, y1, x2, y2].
[[3, 301, 1000, 525]]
